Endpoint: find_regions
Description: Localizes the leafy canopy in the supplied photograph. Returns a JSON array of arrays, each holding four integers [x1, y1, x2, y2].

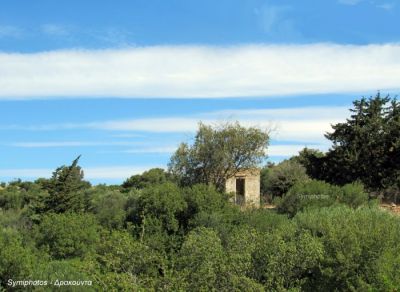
[[169, 122, 269, 191]]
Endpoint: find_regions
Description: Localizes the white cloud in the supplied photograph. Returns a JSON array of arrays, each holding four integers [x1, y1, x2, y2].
[[88, 106, 348, 142], [0, 44, 399, 99], [2, 106, 348, 143]]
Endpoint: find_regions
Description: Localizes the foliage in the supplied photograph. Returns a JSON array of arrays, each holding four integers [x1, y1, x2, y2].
[[260, 159, 309, 198], [278, 180, 340, 216], [33, 259, 95, 292], [252, 229, 324, 291], [87, 187, 127, 229], [278, 180, 368, 217], [291, 147, 325, 179], [177, 227, 225, 291], [169, 122, 269, 190], [40, 156, 91, 214], [0, 228, 36, 288], [33, 212, 101, 259], [96, 230, 164, 278], [294, 206, 400, 291], [122, 168, 172, 190], [126, 182, 186, 234], [305, 93, 400, 191]]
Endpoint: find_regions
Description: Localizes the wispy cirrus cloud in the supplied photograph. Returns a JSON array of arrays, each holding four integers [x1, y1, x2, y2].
[[1, 106, 349, 143], [0, 44, 399, 99]]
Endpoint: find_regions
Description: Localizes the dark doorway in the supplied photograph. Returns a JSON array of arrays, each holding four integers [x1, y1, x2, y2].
[[236, 178, 245, 205]]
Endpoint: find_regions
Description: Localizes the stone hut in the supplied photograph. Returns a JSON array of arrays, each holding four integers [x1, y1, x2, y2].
[[225, 168, 260, 207]]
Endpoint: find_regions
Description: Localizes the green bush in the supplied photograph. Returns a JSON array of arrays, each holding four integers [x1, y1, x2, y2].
[[122, 168, 171, 190], [96, 230, 164, 278], [251, 228, 324, 291], [33, 259, 94, 292], [125, 182, 187, 234], [88, 188, 127, 229], [261, 160, 309, 198], [339, 182, 369, 208], [177, 227, 225, 291], [278, 180, 369, 217], [294, 206, 400, 291], [278, 180, 339, 216], [0, 228, 36, 288], [34, 213, 101, 259]]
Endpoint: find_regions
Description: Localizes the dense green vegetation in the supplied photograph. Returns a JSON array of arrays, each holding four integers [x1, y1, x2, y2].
[[1, 94, 400, 291]]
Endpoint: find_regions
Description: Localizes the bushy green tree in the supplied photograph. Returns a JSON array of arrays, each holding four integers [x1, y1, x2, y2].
[[169, 122, 269, 191], [0, 229, 35, 287], [294, 206, 400, 290], [41, 156, 91, 213], [177, 227, 225, 291], [33, 259, 94, 292], [96, 230, 164, 278], [88, 187, 127, 229], [33, 213, 101, 259], [252, 229, 324, 291], [260, 159, 309, 198], [122, 168, 171, 190], [125, 182, 187, 252], [291, 147, 325, 179], [278, 180, 368, 217], [305, 94, 400, 191]]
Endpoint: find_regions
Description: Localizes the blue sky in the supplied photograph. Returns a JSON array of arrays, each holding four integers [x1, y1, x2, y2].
[[1, 0, 399, 183]]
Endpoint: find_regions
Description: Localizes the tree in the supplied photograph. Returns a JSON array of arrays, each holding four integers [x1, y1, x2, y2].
[[169, 122, 269, 191], [122, 168, 171, 190], [43, 156, 91, 213], [260, 159, 309, 198], [177, 227, 225, 291], [33, 212, 100, 259], [291, 148, 325, 179], [303, 93, 400, 190]]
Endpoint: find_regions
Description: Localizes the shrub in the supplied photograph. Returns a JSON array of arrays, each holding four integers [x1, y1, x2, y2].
[[33, 259, 94, 292], [34, 213, 101, 259], [251, 228, 324, 291], [261, 160, 309, 198], [294, 206, 400, 290], [125, 182, 187, 234], [182, 184, 229, 229], [88, 189, 127, 229], [122, 168, 171, 190], [96, 230, 164, 278], [0, 228, 36, 287], [278, 180, 339, 217], [339, 182, 369, 208], [177, 227, 225, 291], [278, 180, 369, 217]]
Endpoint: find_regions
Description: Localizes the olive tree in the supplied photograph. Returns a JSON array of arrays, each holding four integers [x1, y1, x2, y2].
[[168, 122, 269, 191]]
